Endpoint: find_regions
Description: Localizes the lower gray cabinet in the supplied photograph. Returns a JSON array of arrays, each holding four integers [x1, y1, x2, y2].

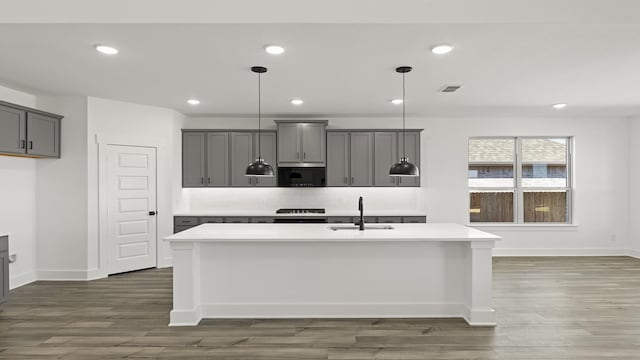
[[403, 216, 427, 223], [224, 217, 250, 223], [174, 225, 196, 233], [199, 217, 223, 224], [353, 216, 378, 224], [327, 216, 352, 223], [378, 216, 402, 223], [1, 236, 9, 305], [250, 217, 275, 223], [175, 216, 198, 226]]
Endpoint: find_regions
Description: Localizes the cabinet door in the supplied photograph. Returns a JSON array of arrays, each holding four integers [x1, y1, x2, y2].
[[207, 132, 229, 186], [182, 132, 206, 187], [26, 112, 60, 157], [0, 105, 26, 155], [254, 132, 277, 187], [350, 132, 374, 186], [301, 123, 325, 163], [1, 236, 8, 304], [397, 131, 421, 187], [230, 132, 254, 187], [326, 132, 350, 186], [374, 132, 398, 187], [277, 123, 301, 163]]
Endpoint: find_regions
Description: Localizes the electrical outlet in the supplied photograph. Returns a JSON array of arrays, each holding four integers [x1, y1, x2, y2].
[[8, 253, 17, 263]]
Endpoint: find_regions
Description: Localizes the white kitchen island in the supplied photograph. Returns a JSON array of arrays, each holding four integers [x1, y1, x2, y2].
[[164, 223, 500, 327]]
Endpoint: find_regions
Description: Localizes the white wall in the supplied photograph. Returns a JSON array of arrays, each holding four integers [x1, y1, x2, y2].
[[87, 97, 185, 271], [35, 96, 89, 279], [0, 85, 38, 288], [183, 115, 631, 256], [629, 117, 640, 257]]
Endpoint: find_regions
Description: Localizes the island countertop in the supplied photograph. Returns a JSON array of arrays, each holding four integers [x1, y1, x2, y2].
[[164, 223, 500, 243]]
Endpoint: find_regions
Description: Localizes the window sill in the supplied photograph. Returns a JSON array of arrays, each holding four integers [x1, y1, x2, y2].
[[468, 223, 579, 231]]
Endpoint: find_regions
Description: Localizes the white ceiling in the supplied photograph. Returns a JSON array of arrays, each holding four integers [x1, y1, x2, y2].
[[1, 7, 640, 118]]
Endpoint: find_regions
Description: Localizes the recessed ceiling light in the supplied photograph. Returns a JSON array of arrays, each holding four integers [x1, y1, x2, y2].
[[431, 44, 454, 55], [391, 99, 403, 105], [291, 99, 303, 105], [552, 103, 567, 109], [265, 45, 285, 55], [95, 45, 119, 55], [187, 99, 200, 105]]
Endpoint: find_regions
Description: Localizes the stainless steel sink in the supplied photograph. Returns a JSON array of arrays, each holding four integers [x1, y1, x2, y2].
[[329, 225, 395, 231]]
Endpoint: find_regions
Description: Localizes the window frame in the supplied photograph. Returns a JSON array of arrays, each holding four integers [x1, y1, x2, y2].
[[468, 136, 573, 225]]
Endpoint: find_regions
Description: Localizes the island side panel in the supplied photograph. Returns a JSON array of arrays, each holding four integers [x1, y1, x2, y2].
[[465, 240, 496, 326], [169, 241, 202, 326], [196, 241, 469, 319]]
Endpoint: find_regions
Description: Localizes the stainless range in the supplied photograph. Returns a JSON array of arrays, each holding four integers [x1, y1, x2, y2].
[[273, 208, 327, 223]]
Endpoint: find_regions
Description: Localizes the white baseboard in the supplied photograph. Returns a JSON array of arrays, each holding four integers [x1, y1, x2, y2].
[[37, 269, 102, 281], [626, 249, 640, 259], [10, 271, 37, 290], [492, 248, 630, 257]]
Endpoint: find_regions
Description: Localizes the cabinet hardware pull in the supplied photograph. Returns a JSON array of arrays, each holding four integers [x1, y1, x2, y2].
[[303, 152, 306, 159], [201, 177, 204, 184], [20, 140, 25, 149], [351, 176, 354, 184], [28, 141, 33, 150], [208, 177, 211, 184], [344, 177, 348, 184]]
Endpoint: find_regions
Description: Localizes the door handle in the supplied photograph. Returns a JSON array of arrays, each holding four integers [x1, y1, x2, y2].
[[19, 140, 26, 149], [351, 176, 354, 184], [201, 177, 204, 184], [208, 177, 211, 184], [28, 141, 33, 150], [149, 211, 157, 216]]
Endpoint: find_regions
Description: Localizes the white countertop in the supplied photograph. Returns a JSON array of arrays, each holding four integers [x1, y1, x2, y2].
[[173, 210, 427, 217], [164, 223, 499, 243]]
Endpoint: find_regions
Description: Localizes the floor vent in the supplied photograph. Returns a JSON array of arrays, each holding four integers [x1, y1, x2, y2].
[[440, 85, 462, 93]]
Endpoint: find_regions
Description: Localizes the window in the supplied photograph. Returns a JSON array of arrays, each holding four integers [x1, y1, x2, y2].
[[468, 137, 572, 224]]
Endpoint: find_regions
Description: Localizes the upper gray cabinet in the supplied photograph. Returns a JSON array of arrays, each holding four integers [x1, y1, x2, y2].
[[0, 101, 62, 158], [275, 120, 327, 166], [374, 131, 421, 187], [207, 132, 229, 186], [182, 130, 277, 188], [182, 132, 206, 187], [327, 131, 373, 187], [0, 104, 26, 155]]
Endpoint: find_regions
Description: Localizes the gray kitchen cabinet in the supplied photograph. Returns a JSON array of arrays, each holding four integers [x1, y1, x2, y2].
[[174, 225, 196, 233], [230, 132, 254, 187], [207, 132, 229, 186], [378, 216, 403, 223], [327, 216, 352, 223], [250, 217, 275, 223], [327, 131, 373, 187], [175, 216, 198, 226], [224, 217, 250, 223], [182, 132, 207, 187], [253, 132, 277, 187], [397, 131, 421, 187], [353, 216, 378, 224], [350, 132, 374, 186], [374, 132, 399, 187], [0, 104, 26, 155], [26, 112, 60, 158], [277, 123, 300, 163], [327, 132, 350, 186], [199, 217, 223, 224], [0, 235, 7, 305], [275, 120, 327, 165], [403, 216, 427, 223]]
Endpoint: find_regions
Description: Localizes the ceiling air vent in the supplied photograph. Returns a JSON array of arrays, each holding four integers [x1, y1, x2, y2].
[[440, 85, 462, 93]]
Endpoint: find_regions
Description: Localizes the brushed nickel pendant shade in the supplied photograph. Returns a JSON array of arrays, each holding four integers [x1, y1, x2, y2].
[[389, 66, 419, 177], [246, 66, 274, 177]]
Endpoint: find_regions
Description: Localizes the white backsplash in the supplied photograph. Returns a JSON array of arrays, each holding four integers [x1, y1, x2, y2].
[[178, 187, 425, 213]]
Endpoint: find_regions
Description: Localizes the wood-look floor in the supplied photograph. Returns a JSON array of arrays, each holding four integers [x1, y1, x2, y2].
[[1, 256, 639, 359]]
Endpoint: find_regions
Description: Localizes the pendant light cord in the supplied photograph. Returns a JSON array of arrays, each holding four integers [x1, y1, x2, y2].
[[402, 71, 406, 159], [258, 71, 261, 159]]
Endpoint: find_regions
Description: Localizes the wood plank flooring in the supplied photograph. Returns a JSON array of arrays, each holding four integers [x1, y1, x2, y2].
[[1, 256, 639, 359]]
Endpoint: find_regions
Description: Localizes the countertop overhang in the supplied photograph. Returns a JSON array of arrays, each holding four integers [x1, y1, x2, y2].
[[164, 223, 500, 243]]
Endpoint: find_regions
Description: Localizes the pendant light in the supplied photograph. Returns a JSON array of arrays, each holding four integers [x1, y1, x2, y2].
[[245, 66, 274, 177], [389, 66, 420, 177]]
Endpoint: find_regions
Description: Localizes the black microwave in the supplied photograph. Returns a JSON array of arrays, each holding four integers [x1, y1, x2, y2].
[[277, 167, 326, 187]]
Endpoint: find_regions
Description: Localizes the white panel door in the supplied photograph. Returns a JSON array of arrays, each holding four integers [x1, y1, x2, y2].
[[107, 145, 157, 275]]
